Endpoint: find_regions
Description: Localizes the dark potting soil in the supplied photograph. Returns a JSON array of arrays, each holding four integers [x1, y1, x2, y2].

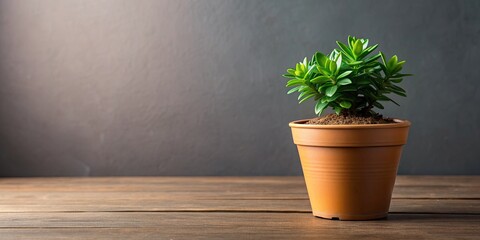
[[306, 113, 395, 125]]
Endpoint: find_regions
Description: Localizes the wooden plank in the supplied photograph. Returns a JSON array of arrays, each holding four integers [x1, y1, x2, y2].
[[1, 176, 478, 188], [1, 175, 477, 188], [0, 212, 478, 240], [0, 196, 478, 214], [0, 176, 306, 194], [1, 176, 479, 199], [394, 175, 480, 187]]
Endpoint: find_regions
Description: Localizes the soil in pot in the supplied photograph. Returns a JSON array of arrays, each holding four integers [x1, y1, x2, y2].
[[306, 113, 395, 125]]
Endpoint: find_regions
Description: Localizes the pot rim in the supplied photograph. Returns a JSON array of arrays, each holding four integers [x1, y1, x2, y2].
[[289, 118, 411, 129]]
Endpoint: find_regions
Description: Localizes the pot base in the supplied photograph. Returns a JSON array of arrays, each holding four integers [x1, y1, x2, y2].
[[313, 211, 388, 221]]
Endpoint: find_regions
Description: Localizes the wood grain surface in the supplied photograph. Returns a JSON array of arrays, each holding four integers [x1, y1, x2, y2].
[[0, 176, 478, 239]]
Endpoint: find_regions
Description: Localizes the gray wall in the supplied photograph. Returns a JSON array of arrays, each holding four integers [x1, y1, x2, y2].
[[0, 0, 479, 176]]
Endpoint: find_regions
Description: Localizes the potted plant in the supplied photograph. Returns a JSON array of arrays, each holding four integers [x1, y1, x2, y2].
[[283, 36, 411, 220]]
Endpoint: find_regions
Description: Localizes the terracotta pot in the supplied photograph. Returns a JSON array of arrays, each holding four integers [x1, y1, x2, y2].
[[289, 119, 410, 220]]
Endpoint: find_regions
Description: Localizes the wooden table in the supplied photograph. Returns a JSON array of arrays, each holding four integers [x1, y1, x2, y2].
[[0, 176, 478, 239]]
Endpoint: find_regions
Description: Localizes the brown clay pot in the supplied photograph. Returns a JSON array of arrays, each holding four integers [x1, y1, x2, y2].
[[289, 119, 410, 220]]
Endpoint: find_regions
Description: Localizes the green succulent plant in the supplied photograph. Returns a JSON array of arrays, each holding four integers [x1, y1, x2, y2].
[[283, 36, 411, 116]]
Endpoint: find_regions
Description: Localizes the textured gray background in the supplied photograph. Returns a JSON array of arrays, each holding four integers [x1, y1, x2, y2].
[[0, 0, 479, 176]]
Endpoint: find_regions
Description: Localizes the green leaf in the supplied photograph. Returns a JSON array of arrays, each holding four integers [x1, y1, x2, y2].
[[339, 85, 357, 92], [310, 76, 331, 84], [286, 79, 304, 87], [396, 60, 406, 66], [346, 60, 363, 66], [353, 40, 363, 56], [390, 85, 407, 97], [303, 65, 314, 79], [298, 88, 316, 100], [387, 55, 398, 70], [335, 53, 342, 70], [392, 91, 407, 97], [327, 93, 341, 102], [340, 101, 352, 109], [318, 82, 333, 93], [379, 63, 388, 75], [282, 74, 295, 78], [337, 70, 352, 79], [380, 51, 387, 65], [337, 78, 352, 86], [315, 101, 329, 115], [392, 60, 405, 74], [378, 95, 400, 106], [362, 87, 378, 99], [372, 101, 385, 109], [297, 89, 309, 100], [336, 41, 354, 58], [325, 85, 338, 97], [314, 52, 328, 67], [348, 36, 355, 48], [358, 44, 378, 59], [334, 106, 342, 115], [390, 84, 406, 93], [356, 79, 371, 85], [316, 66, 331, 76], [363, 53, 381, 64], [392, 65, 403, 74], [298, 93, 317, 104], [329, 61, 337, 73], [393, 73, 413, 77], [329, 49, 339, 60], [362, 39, 369, 48], [390, 77, 403, 83], [371, 72, 382, 78], [321, 96, 329, 103], [287, 86, 302, 94], [359, 63, 381, 73]]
